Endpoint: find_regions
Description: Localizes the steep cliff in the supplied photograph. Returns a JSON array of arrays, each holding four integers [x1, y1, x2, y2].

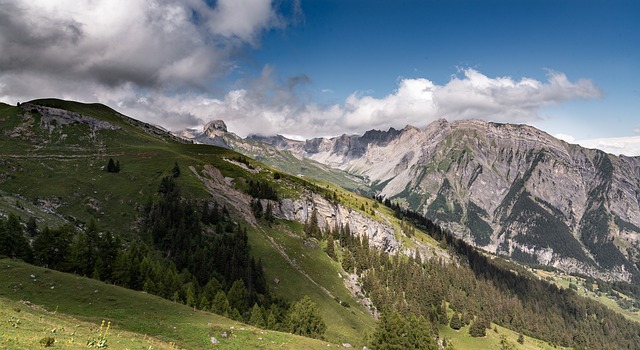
[[253, 119, 640, 282]]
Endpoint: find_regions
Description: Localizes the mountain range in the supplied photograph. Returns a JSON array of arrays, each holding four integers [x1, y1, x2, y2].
[[182, 118, 640, 283], [4, 99, 640, 349]]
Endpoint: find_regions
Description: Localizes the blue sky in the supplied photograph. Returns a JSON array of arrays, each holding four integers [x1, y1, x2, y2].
[[1, 0, 639, 154], [251, 0, 639, 141]]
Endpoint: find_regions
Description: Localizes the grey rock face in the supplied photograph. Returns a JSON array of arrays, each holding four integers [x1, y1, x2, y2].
[[259, 119, 640, 282], [266, 192, 399, 254], [204, 120, 228, 134], [24, 103, 120, 131]]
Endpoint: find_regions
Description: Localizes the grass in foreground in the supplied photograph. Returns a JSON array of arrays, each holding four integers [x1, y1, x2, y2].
[[439, 322, 570, 350], [0, 258, 339, 349]]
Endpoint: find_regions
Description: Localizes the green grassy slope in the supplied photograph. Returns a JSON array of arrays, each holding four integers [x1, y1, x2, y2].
[[0, 258, 336, 349], [0, 99, 595, 349], [0, 99, 375, 345]]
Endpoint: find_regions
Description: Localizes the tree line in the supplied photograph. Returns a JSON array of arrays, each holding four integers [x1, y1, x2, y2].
[[0, 175, 325, 339], [350, 197, 640, 349]]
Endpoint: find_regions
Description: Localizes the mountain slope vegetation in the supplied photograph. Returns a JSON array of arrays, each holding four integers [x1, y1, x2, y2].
[[2, 99, 640, 349], [247, 119, 640, 283]]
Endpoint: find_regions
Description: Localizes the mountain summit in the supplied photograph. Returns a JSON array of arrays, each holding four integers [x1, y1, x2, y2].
[[249, 119, 640, 282]]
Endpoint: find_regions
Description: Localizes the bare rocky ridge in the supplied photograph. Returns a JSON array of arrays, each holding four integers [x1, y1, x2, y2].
[[249, 120, 640, 282], [191, 164, 400, 255], [267, 193, 399, 254], [23, 103, 121, 131]]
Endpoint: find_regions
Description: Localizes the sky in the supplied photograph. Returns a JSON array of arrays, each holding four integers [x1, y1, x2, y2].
[[1, 0, 639, 155]]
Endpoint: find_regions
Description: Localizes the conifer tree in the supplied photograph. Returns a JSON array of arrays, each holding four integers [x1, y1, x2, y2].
[[371, 311, 437, 350], [185, 282, 197, 308], [0, 213, 33, 262], [106, 158, 120, 173], [230, 308, 243, 321], [212, 290, 231, 317], [449, 313, 462, 330], [172, 162, 181, 178], [439, 301, 449, 325], [303, 208, 320, 238], [287, 296, 326, 339], [469, 317, 487, 338], [249, 303, 265, 327], [227, 279, 249, 314], [198, 295, 210, 310], [325, 231, 336, 259]]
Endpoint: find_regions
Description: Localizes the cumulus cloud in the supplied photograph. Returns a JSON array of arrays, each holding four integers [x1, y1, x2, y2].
[[0, 1, 602, 140], [191, 68, 601, 138], [209, 0, 282, 44], [555, 133, 576, 143], [0, 0, 283, 92], [100, 68, 600, 139], [577, 136, 640, 157]]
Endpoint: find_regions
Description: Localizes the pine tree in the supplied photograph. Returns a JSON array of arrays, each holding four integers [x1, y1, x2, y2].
[[230, 308, 243, 321], [198, 295, 210, 310], [106, 158, 120, 173], [287, 296, 326, 339], [172, 162, 181, 178], [325, 232, 336, 259], [212, 290, 231, 317], [185, 282, 197, 308], [227, 279, 249, 314], [439, 301, 449, 325], [26, 216, 38, 236], [0, 213, 33, 262], [469, 318, 487, 338], [449, 313, 462, 330], [517, 333, 525, 345], [249, 303, 265, 327], [304, 208, 320, 238], [406, 313, 437, 350], [370, 311, 407, 350]]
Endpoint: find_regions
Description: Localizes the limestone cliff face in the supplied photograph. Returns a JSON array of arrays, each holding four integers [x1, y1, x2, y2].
[[191, 163, 400, 255], [264, 192, 399, 254], [257, 119, 640, 282]]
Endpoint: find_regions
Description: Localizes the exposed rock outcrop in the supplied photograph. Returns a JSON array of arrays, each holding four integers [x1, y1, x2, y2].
[[23, 103, 120, 131], [251, 119, 640, 282], [265, 192, 399, 254]]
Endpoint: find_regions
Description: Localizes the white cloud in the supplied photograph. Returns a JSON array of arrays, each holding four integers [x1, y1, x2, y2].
[[209, 0, 282, 44], [0, 1, 604, 140], [0, 0, 280, 91], [106, 68, 600, 139], [555, 133, 576, 143], [577, 136, 640, 157]]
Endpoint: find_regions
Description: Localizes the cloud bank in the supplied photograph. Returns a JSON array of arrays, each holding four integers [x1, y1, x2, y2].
[[0, 0, 602, 141], [150, 67, 600, 138], [577, 136, 640, 157], [0, 0, 284, 92]]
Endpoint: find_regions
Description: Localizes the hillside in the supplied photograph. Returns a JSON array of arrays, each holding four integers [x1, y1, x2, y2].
[[3, 99, 640, 349], [0, 99, 378, 345], [0, 258, 338, 349], [248, 119, 640, 283], [177, 120, 371, 195]]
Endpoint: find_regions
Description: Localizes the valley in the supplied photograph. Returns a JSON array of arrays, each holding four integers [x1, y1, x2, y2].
[[1, 99, 640, 349]]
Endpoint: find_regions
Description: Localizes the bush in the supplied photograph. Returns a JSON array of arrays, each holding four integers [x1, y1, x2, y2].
[[39, 337, 55, 347], [469, 318, 486, 338]]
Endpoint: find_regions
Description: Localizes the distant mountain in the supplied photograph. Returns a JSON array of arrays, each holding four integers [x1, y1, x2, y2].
[[176, 120, 371, 194], [249, 119, 640, 282], [6, 99, 640, 349]]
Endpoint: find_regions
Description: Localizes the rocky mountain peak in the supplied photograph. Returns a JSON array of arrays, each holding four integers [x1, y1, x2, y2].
[[203, 120, 228, 135], [243, 118, 640, 282]]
